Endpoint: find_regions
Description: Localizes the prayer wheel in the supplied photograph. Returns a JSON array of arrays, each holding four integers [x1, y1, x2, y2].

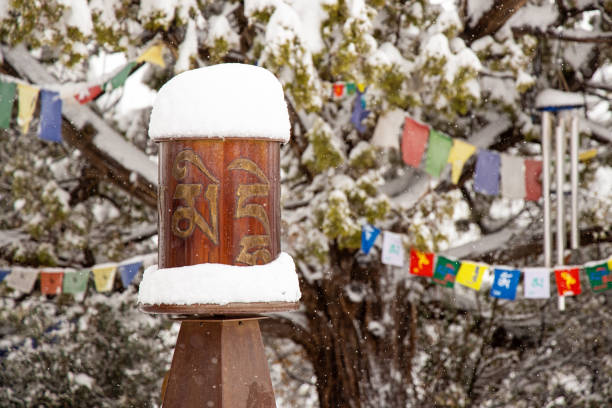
[[138, 64, 300, 407]]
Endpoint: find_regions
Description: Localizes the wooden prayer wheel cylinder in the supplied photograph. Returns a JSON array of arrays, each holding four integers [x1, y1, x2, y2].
[[138, 64, 300, 408]]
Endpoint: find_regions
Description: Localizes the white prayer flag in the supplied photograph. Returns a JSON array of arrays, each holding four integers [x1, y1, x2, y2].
[[5, 267, 39, 293], [371, 109, 404, 150], [501, 154, 526, 199], [523, 267, 550, 299], [381, 231, 404, 267]]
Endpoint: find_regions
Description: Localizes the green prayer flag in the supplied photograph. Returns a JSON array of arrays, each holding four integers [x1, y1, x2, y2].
[[425, 129, 453, 178], [62, 269, 89, 294], [110, 62, 137, 89], [0, 81, 17, 129]]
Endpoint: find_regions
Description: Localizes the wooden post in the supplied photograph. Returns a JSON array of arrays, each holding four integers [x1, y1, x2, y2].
[[139, 65, 299, 407]]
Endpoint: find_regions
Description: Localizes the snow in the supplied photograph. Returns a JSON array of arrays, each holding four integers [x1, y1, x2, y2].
[[58, 0, 93, 36], [207, 15, 240, 49], [535, 89, 593, 109], [467, 0, 494, 28], [149, 64, 291, 143], [0, 1, 8, 19], [138, 252, 301, 305], [175, 20, 198, 73]]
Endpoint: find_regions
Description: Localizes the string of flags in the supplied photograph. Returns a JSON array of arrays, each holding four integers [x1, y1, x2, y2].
[[333, 83, 601, 200], [0, 256, 153, 296], [362, 224, 612, 300], [0, 43, 166, 143]]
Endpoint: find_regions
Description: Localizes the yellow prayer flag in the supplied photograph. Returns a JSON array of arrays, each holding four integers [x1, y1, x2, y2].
[[456, 261, 488, 290], [447, 139, 476, 184], [17, 83, 39, 134], [92, 264, 118, 292], [578, 149, 597, 162], [136, 44, 166, 68], [357, 83, 366, 93]]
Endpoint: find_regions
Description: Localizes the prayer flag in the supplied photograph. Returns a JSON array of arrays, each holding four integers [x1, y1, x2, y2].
[[63, 269, 89, 294], [74, 85, 102, 104], [0, 81, 17, 128], [93, 263, 117, 292], [40, 269, 63, 295], [39, 90, 62, 142], [474, 150, 500, 196], [490, 268, 520, 300], [361, 224, 380, 255], [381, 231, 404, 267], [401, 117, 429, 168], [351, 90, 370, 133], [17, 83, 39, 134], [346, 82, 356, 95], [432, 255, 461, 288], [119, 261, 142, 287], [371, 109, 403, 150], [501, 154, 525, 199], [578, 149, 597, 161], [447, 139, 476, 184], [0, 269, 10, 283], [584, 260, 612, 292], [409, 248, 434, 277], [524, 159, 543, 201], [109, 62, 137, 90], [524, 267, 550, 298], [333, 82, 344, 98], [456, 261, 488, 291], [554, 267, 581, 296], [357, 83, 366, 93], [136, 43, 166, 68], [5, 267, 38, 293], [425, 130, 453, 178]]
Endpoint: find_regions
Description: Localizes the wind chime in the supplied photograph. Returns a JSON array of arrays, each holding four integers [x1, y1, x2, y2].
[[537, 90, 584, 311]]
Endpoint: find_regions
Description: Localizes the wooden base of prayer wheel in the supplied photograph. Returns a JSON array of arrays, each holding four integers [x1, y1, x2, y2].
[[141, 301, 298, 316], [161, 318, 276, 408]]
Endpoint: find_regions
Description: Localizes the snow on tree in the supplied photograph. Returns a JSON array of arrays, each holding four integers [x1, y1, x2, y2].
[[0, 0, 611, 407]]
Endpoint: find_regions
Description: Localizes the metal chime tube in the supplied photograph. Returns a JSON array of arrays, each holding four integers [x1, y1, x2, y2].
[[570, 113, 579, 249], [555, 116, 566, 311], [541, 111, 552, 269]]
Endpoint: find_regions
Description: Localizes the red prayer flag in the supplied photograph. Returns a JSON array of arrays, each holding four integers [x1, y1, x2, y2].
[[74, 85, 102, 104], [524, 159, 542, 201], [333, 83, 344, 98], [409, 248, 434, 277], [402, 117, 429, 168], [554, 267, 581, 296], [40, 270, 64, 295]]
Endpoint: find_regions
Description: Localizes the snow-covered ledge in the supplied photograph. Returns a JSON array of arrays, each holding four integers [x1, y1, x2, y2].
[[138, 252, 301, 305]]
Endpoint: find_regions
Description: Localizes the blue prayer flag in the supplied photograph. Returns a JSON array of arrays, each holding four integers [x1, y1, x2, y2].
[[361, 224, 380, 255], [490, 268, 520, 300], [351, 90, 370, 133], [39, 90, 63, 142], [0, 269, 9, 283], [474, 150, 500, 195], [119, 261, 142, 287]]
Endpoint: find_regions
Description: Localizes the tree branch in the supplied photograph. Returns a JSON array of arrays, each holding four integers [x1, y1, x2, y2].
[[512, 26, 612, 43], [462, 0, 528, 43]]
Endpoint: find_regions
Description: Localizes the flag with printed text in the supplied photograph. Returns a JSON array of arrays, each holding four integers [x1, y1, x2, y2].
[[456, 261, 488, 291], [524, 267, 550, 298], [501, 154, 525, 199], [63, 269, 89, 294], [432, 255, 461, 288], [524, 159, 543, 201], [584, 260, 612, 292], [93, 264, 117, 292], [474, 150, 500, 196], [409, 248, 434, 277], [39, 90, 63, 142], [361, 224, 380, 255], [381, 231, 404, 267], [40, 270, 64, 295], [5, 267, 38, 293], [17, 83, 39, 134], [555, 267, 581, 296], [490, 268, 520, 300]]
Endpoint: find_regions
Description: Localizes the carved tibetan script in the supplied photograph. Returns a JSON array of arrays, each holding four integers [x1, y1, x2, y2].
[[171, 149, 272, 266]]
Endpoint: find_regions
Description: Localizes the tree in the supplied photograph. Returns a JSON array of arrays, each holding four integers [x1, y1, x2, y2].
[[1, 1, 611, 407]]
